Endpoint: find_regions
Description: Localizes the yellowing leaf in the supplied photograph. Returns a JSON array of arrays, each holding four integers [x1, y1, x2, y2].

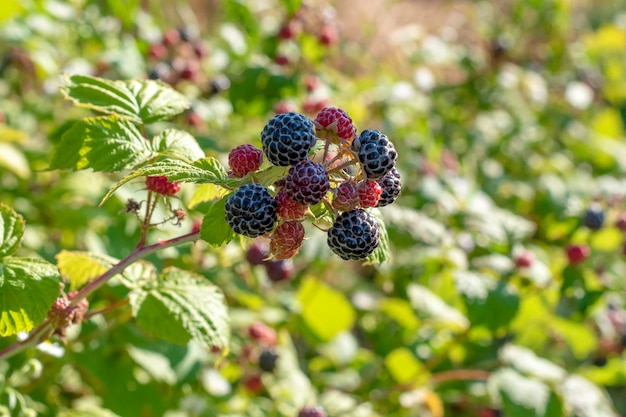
[[56, 250, 117, 290], [379, 298, 420, 332], [297, 277, 355, 341], [188, 183, 224, 208], [384, 347, 425, 384]]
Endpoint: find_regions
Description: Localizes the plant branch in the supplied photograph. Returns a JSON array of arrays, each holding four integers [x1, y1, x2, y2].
[[0, 231, 200, 361], [429, 369, 491, 385]]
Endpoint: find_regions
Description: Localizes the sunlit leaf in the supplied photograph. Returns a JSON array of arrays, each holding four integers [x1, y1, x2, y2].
[[128, 267, 229, 350], [0, 257, 61, 336], [0, 203, 24, 259]]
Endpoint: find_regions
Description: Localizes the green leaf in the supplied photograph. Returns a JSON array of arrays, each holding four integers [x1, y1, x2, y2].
[[61, 74, 190, 124], [455, 271, 519, 331], [367, 210, 390, 264], [296, 277, 355, 341], [100, 157, 238, 205], [188, 183, 225, 208], [255, 165, 290, 187], [0, 143, 30, 179], [0, 257, 61, 336], [406, 284, 469, 331], [49, 116, 153, 172], [489, 368, 562, 417], [125, 79, 191, 124], [499, 344, 566, 383], [384, 347, 427, 384], [55, 250, 118, 291], [126, 345, 177, 385], [200, 197, 237, 247], [128, 267, 229, 349], [560, 375, 618, 417], [0, 203, 25, 258], [152, 129, 205, 163]]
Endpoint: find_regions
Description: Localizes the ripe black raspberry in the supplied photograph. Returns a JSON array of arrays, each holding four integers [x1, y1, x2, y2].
[[259, 348, 279, 372], [225, 184, 277, 237], [376, 167, 402, 207], [298, 405, 327, 417], [327, 209, 380, 260], [285, 160, 330, 205], [583, 203, 604, 231], [261, 112, 317, 166], [352, 130, 398, 179]]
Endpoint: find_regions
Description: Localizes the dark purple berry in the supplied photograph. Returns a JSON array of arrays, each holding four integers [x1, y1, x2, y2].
[[284, 160, 330, 205], [376, 167, 401, 207], [298, 405, 327, 417], [352, 130, 398, 179], [246, 239, 270, 265], [261, 112, 317, 166], [583, 203, 604, 230], [225, 184, 277, 237], [259, 348, 279, 372], [265, 259, 295, 282], [327, 209, 381, 260]]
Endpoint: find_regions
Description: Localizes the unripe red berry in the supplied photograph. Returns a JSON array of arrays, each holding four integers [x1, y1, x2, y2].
[[514, 250, 534, 268], [275, 189, 308, 220], [314, 107, 356, 141], [162, 28, 181, 46], [357, 180, 382, 208], [318, 25, 339, 45], [302, 97, 330, 114], [271, 221, 305, 259], [278, 20, 300, 40], [148, 43, 168, 60], [616, 212, 626, 231], [333, 183, 360, 212], [228, 144, 264, 178], [275, 55, 290, 66], [248, 322, 277, 346], [566, 244, 590, 266], [243, 374, 264, 393]]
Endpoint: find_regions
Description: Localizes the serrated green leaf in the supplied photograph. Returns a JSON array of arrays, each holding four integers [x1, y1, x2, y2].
[[200, 196, 237, 247], [152, 129, 205, 163], [455, 271, 519, 331], [489, 368, 562, 417], [61, 74, 190, 124], [128, 267, 229, 349], [297, 277, 355, 341], [124, 79, 191, 123], [367, 211, 389, 264], [49, 116, 153, 172], [60, 74, 139, 120], [0, 204, 24, 258], [55, 250, 119, 291], [0, 257, 61, 336], [188, 183, 225, 208], [100, 157, 238, 205]]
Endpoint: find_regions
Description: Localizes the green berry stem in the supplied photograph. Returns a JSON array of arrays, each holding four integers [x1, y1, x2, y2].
[[0, 231, 201, 361], [137, 191, 160, 248], [326, 158, 359, 175]]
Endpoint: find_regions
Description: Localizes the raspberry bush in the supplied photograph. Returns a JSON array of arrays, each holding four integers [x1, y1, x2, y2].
[[3, 1, 626, 417]]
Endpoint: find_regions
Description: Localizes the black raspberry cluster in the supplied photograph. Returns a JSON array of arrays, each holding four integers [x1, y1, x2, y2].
[[225, 107, 401, 261]]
